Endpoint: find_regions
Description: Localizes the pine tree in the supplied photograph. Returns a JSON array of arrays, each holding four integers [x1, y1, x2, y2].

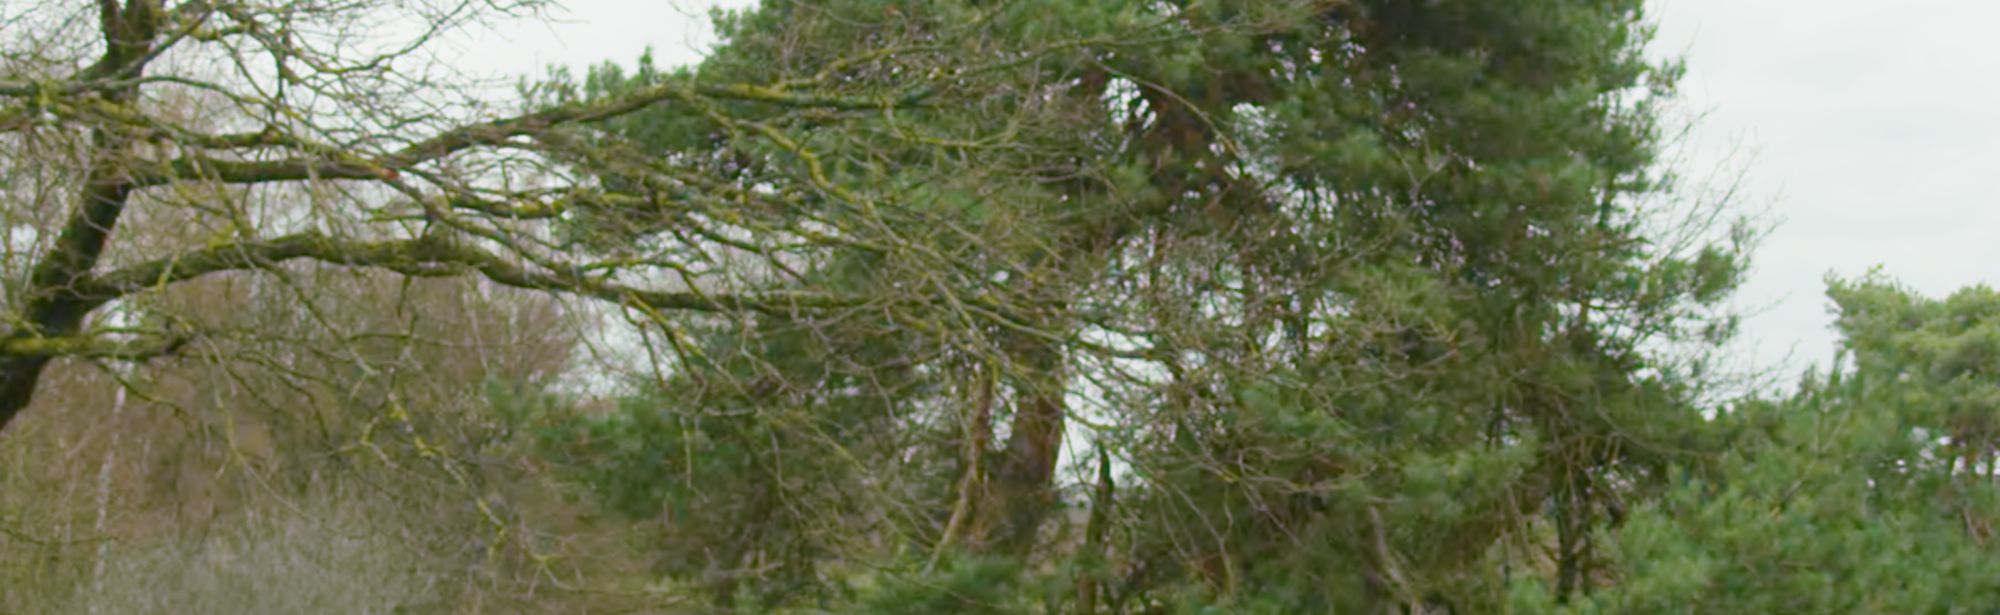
[[1539, 274, 2000, 614], [523, 0, 1758, 611]]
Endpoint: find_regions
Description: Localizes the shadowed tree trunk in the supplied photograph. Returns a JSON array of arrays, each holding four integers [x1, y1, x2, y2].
[[0, 0, 162, 431], [986, 329, 1069, 554]]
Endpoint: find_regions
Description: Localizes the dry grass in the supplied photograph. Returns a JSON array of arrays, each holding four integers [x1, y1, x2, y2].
[[0, 409, 676, 615], [54, 507, 442, 615]]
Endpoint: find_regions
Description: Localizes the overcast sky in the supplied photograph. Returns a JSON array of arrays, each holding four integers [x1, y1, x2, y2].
[[1648, 0, 2000, 384], [450, 0, 1999, 386]]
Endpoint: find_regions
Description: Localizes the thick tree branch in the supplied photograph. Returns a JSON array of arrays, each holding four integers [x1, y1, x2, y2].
[[0, 329, 191, 360], [80, 232, 870, 315], [135, 154, 390, 186], [98, 79, 933, 188], [380, 81, 935, 170]]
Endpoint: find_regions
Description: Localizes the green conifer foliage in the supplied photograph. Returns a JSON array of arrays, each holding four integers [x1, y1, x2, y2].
[[518, 0, 1758, 611], [1540, 275, 2000, 614]]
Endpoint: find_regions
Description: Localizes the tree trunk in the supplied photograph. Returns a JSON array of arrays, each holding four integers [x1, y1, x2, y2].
[[986, 329, 1068, 555], [0, 0, 159, 432]]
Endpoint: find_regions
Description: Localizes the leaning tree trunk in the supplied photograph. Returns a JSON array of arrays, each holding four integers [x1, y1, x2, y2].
[[0, 0, 163, 430]]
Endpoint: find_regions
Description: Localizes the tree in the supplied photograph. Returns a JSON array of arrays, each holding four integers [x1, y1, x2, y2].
[[527, 0, 1765, 613], [1076, 0, 1757, 607], [1542, 275, 2000, 614]]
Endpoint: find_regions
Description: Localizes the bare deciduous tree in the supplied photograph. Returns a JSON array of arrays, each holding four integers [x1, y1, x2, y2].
[[0, 0, 1065, 430]]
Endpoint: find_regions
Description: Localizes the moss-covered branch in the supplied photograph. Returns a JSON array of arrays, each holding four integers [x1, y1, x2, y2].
[[80, 232, 868, 316], [0, 329, 190, 360]]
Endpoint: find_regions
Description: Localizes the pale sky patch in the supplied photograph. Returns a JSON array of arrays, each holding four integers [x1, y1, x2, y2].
[[1652, 0, 2000, 384]]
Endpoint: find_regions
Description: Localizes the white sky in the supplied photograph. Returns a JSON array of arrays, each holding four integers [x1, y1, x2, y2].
[[446, 0, 750, 83], [1652, 0, 2000, 382], [445, 0, 2000, 389]]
